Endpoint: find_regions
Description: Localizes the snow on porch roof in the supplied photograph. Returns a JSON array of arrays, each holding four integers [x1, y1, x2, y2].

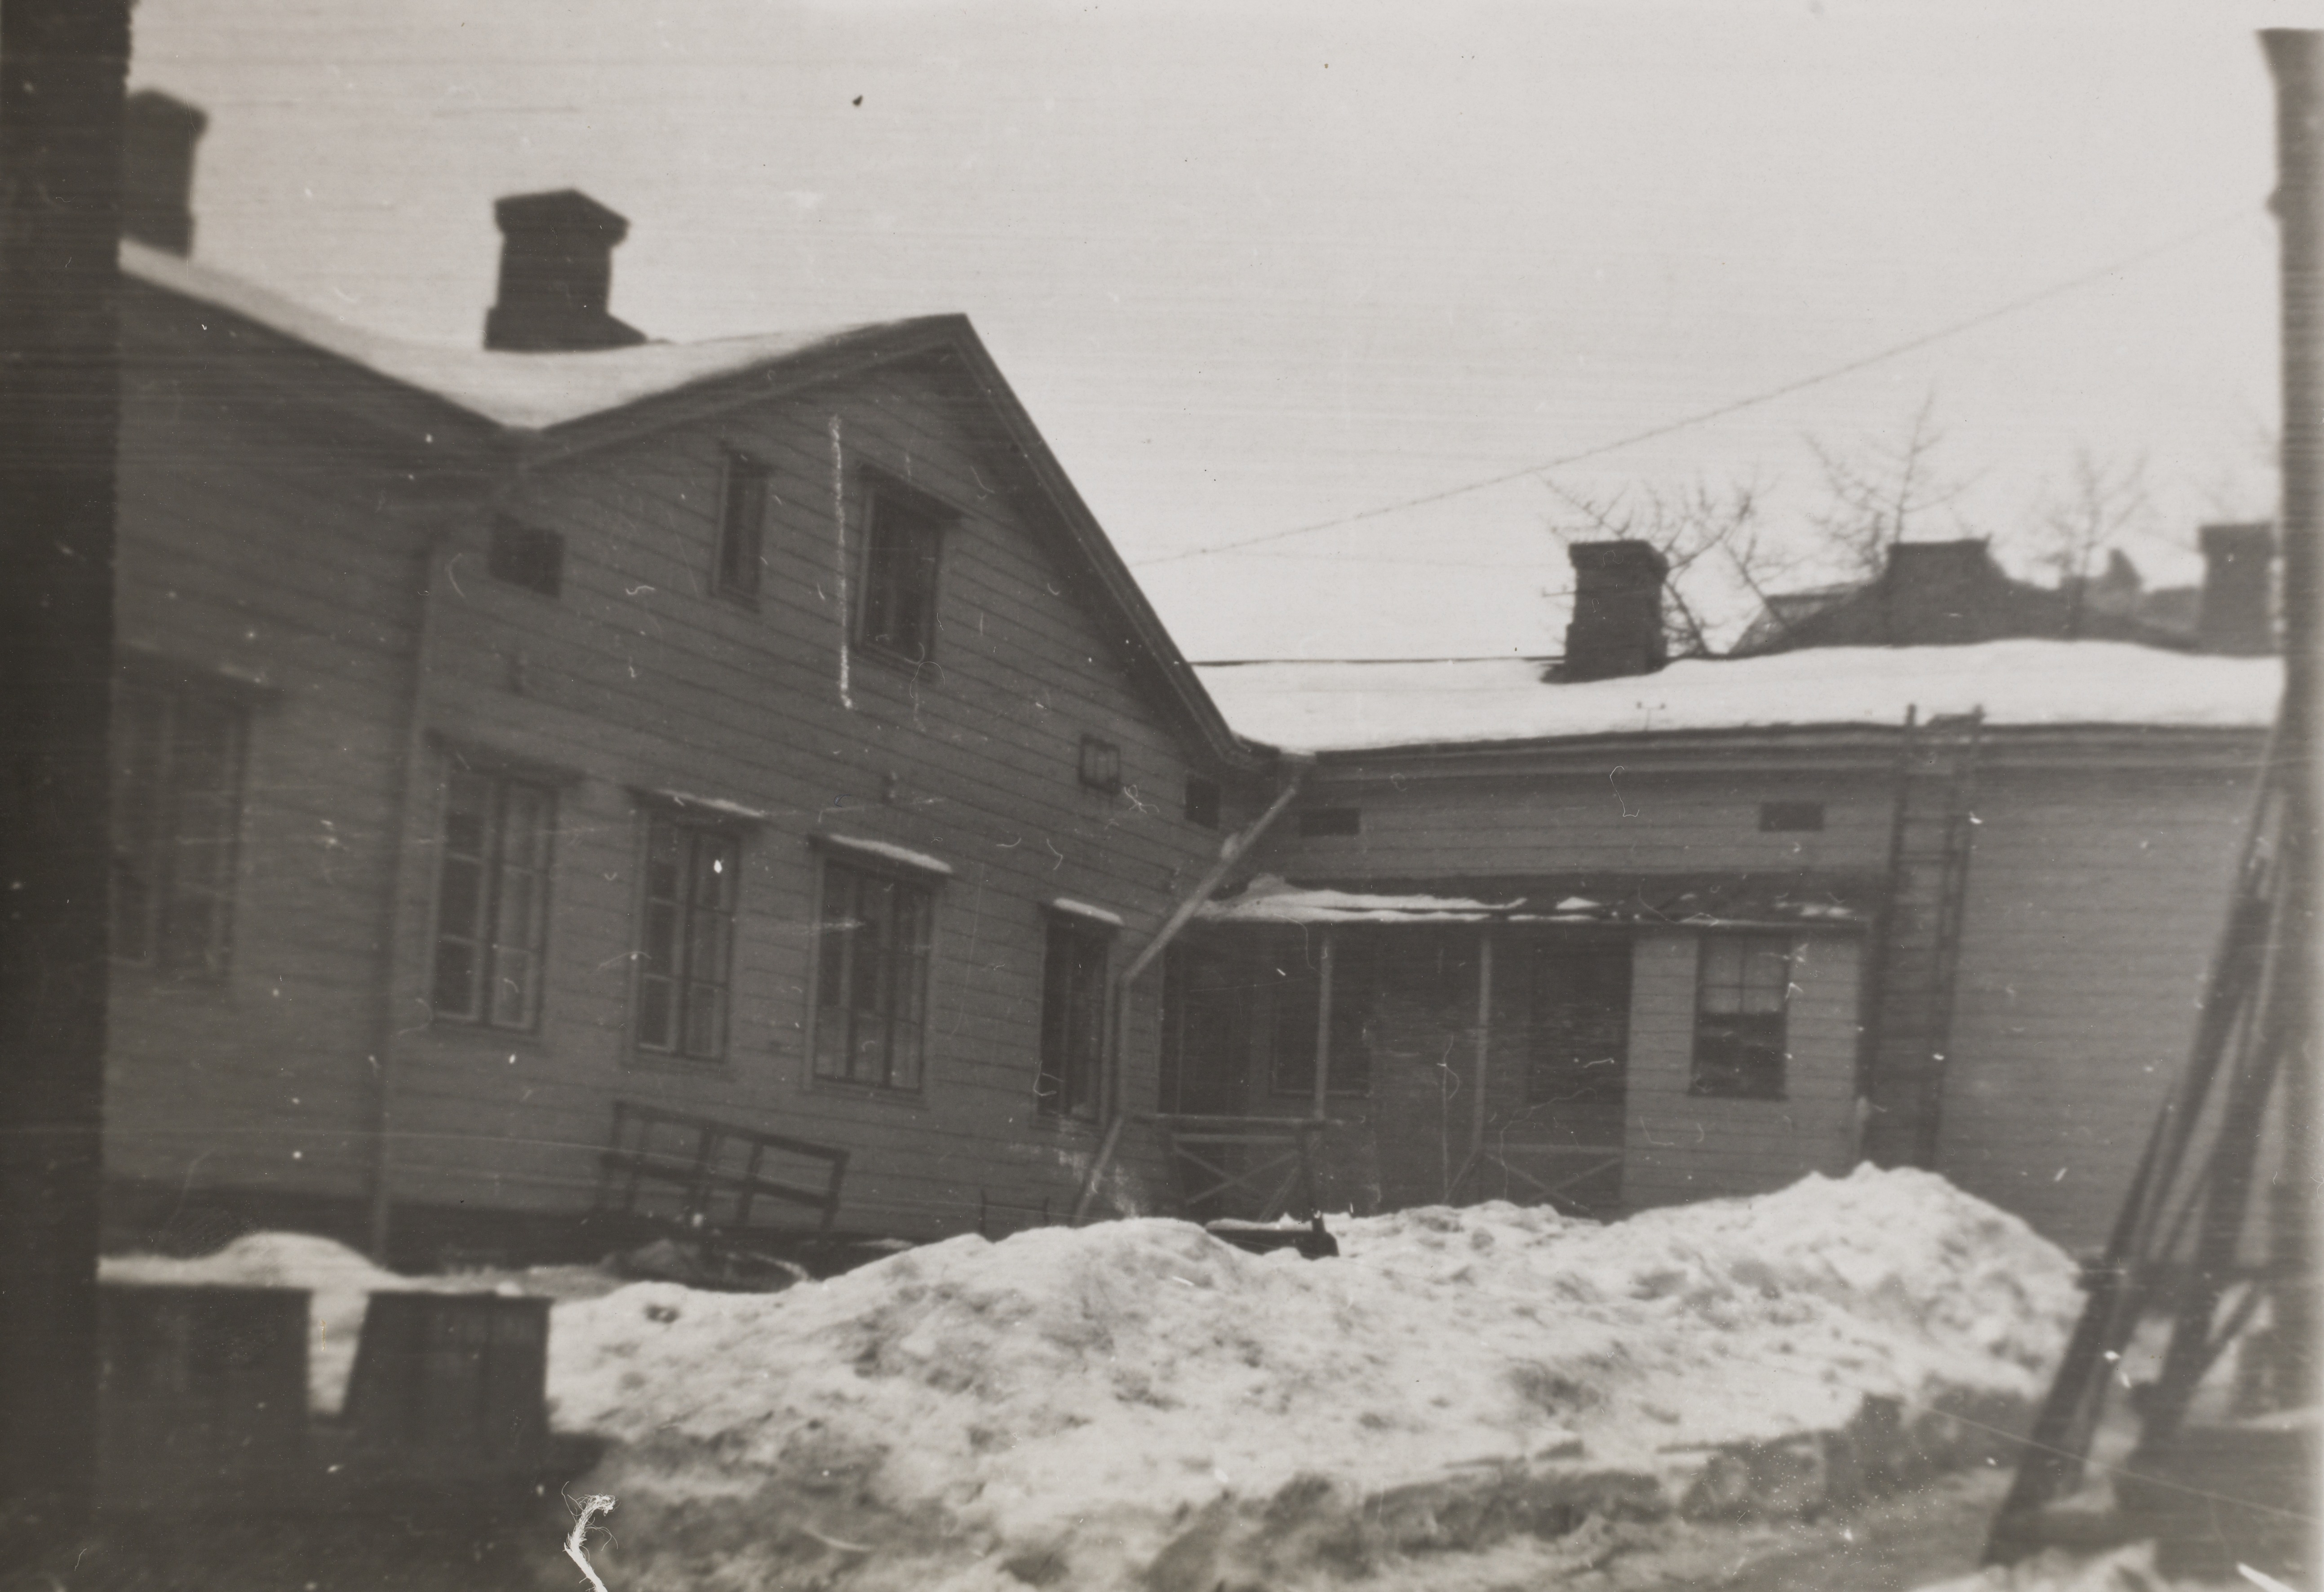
[[1195, 874, 1872, 927], [123, 239, 930, 432], [1192, 639, 2281, 755]]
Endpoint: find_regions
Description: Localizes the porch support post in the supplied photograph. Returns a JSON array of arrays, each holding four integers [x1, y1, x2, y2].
[[1312, 927, 1335, 1118], [1470, 929, 1494, 1176]]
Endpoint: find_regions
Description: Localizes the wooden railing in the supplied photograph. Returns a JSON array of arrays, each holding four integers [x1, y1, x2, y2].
[[1145, 1113, 1337, 1221], [594, 1101, 849, 1237]]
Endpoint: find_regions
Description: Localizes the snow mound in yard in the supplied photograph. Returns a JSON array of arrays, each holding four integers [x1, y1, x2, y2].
[[553, 1166, 2079, 1592]]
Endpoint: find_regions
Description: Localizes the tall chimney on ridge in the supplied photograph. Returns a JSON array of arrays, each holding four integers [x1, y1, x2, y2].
[[483, 189, 647, 353], [1563, 541, 1669, 682], [122, 89, 206, 257], [2196, 522, 2277, 655]]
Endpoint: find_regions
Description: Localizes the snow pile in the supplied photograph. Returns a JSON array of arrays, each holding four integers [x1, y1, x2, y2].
[[100, 1233, 526, 1415], [1195, 642, 2281, 753], [1913, 1542, 2221, 1592], [552, 1166, 2078, 1591]]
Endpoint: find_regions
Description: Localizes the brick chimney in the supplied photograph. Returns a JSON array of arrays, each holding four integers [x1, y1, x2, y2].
[[2196, 522, 2276, 655], [1880, 540, 1999, 646], [1563, 541, 1668, 682], [122, 89, 207, 257], [483, 190, 647, 353]]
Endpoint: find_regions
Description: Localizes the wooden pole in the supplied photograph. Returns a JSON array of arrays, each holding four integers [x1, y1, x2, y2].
[[1312, 927, 1335, 1118], [1470, 931, 1494, 1184], [2262, 26, 2324, 1427]]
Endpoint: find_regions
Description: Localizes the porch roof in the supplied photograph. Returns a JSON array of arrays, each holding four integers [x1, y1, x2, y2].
[[1193, 871, 1877, 929]]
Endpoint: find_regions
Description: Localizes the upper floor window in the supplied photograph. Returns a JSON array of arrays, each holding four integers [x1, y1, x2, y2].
[[857, 485, 947, 665], [812, 857, 936, 1091], [1759, 801, 1825, 833], [1691, 933, 1791, 1099], [634, 815, 740, 1061], [1037, 911, 1111, 1119], [488, 517, 564, 597], [112, 679, 247, 978], [431, 767, 554, 1029], [1183, 775, 1221, 830], [715, 451, 769, 602], [1297, 807, 1361, 838]]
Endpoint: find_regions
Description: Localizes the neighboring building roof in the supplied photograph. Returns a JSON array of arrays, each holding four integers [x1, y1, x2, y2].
[[1194, 639, 2281, 754], [1730, 539, 2188, 656], [121, 240, 1260, 770]]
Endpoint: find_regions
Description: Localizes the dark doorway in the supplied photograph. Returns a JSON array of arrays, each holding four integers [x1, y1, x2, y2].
[[1518, 934, 1631, 1211]]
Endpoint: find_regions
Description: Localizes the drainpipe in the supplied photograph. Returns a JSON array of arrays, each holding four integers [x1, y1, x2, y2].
[[1069, 753, 1312, 1224]]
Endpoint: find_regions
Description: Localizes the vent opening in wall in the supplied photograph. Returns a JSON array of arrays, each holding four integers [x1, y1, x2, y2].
[[488, 518, 564, 597], [1297, 807, 1361, 838], [1078, 736, 1122, 795], [1758, 801, 1825, 833], [1183, 775, 1221, 830]]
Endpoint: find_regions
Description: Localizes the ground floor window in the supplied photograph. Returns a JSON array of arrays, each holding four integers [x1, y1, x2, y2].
[[1691, 933, 1792, 1099], [1037, 912, 1111, 1118], [812, 859, 935, 1091], [634, 815, 740, 1061], [112, 678, 247, 979], [431, 768, 554, 1029]]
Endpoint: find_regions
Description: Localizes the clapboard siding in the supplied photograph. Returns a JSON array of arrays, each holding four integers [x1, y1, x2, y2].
[[1622, 931, 1861, 1207], [1250, 764, 1895, 881], [106, 366, 431, 1215], [373, 360, 1236, 1241], [1938, 762, 2255, 1251]]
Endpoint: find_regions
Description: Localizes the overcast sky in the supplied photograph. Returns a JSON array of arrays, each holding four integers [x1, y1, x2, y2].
[[131, 0, 2302, 659]]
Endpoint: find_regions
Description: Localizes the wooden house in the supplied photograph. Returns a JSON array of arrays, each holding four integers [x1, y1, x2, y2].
[[104, 156, 1281, 1263], [102, 98, 2283, 1263], [1180, 543, 2280, 1254]]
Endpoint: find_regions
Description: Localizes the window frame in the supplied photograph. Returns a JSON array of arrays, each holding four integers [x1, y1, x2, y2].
[[1689, 931, 1793, 1100], [111, 674, 250, 981], [807, 851, 941, 1094], [630, 811, 743, 1063], [714, 449, 770, 604], [853, 475, 953, 668], [427, 763, 557, 1033], [1037, 908, 1113, 1121]]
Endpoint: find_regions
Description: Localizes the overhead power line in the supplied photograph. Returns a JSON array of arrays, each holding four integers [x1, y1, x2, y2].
[[1131, 206, 2260, 569]]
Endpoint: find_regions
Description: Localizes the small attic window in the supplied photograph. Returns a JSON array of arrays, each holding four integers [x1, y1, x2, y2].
[[1298, 807, 1361, 838], [1759, 801, 1825, 833], [488, 518, 563, 597], [1078, 735, 1122, 795], [1184, 775, 1221, 830]]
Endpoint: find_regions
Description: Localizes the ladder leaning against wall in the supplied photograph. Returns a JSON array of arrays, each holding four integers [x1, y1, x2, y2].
[[1858, 705, 1983, 1171]]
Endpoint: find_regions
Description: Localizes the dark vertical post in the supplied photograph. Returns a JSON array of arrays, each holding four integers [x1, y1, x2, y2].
[[2262, 28, 2324, 1430], [0, 0, 129, 1521]]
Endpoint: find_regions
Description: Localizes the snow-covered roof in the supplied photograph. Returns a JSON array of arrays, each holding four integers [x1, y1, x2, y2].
[[1196, 874, 1870, 928], [123, 239, 927, 432], [1193, 639, 2281, 754]]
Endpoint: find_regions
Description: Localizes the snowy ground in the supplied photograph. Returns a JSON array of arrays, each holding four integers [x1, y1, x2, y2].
[[101, 1166, 2090, 1591]]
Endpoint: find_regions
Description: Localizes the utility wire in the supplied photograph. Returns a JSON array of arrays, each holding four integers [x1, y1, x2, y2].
[[1132, 206, 2261, 569]]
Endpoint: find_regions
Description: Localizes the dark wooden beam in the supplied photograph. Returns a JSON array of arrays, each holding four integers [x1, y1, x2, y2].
[[0, 0, 129, 1521]]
